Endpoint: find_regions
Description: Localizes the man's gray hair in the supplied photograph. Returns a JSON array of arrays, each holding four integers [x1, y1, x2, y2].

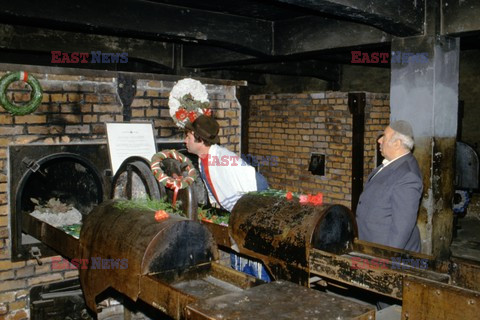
[[391, 131, 414, 151]]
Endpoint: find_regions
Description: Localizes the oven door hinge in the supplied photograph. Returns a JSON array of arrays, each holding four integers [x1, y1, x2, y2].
[[22, 157, 41, 172], [30, 246, 43, 265]]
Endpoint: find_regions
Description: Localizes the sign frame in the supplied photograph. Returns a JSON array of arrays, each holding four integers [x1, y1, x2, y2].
[[105, 121, 157, 175]]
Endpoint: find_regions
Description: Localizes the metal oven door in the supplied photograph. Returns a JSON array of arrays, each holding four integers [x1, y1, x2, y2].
[[9, 143, 111, 262]]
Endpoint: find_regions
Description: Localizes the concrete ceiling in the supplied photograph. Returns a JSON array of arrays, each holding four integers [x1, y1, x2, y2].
[[0, 0, 478, 85]]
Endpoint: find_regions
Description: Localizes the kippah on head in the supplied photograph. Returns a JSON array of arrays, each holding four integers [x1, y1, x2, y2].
[[390, 120, 414, 140]]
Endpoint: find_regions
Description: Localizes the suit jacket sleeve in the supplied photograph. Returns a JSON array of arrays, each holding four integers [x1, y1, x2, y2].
[[386, 171, 423, 249]]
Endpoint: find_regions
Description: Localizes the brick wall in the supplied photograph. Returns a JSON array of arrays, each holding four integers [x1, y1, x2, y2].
[[363, 93, 391, 181], [133, 79, 241, 150], [0, 65, 241, 319], [248, 91, 390, 208]]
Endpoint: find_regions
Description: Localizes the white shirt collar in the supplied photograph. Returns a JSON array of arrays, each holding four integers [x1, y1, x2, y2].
[[382, 152, 409, 167]]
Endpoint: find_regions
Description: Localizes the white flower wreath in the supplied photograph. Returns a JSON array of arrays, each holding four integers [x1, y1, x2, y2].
[[168, 78, 211, 128]]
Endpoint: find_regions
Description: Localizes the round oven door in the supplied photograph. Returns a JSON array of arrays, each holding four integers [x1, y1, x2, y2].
[[111, 156, 165, 200], [111, 155, 203, 220], [14, 152, 105, 261]]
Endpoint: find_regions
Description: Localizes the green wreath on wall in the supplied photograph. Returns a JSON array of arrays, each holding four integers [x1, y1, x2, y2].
[[0, 71, 43, 116]]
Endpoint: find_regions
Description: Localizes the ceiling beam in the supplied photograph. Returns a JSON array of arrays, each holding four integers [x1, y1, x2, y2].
[[272, 0, 424, 36], [0, 0, 273, 56], [442, 0, 480, 36], [182, 16, 393, 66], [182, 45, 258, 68], [274, 16, 391, 56], [202, 60, 340, 82], [0, 24, 174, 69], [193, 70, 268, 86]]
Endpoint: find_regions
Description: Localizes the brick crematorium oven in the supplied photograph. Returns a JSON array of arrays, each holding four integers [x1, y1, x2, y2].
[[0, 67, 258, 319], [1, 64, 480, 320]]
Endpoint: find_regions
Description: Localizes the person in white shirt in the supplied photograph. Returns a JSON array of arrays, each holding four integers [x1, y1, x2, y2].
[[184, 115, 268, 211], [184, 114, 270, 281]]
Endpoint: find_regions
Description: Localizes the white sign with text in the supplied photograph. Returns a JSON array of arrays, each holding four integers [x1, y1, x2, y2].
[[105, 122, 157, 175]]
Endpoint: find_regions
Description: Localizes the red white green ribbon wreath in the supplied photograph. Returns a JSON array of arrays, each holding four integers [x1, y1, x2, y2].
[[0, 71, 43, 116], [151, 149, 198, 206]]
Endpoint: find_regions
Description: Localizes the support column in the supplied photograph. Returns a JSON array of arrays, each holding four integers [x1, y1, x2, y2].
[[390, 35, 459, 258], [348, 92, 366, 214]]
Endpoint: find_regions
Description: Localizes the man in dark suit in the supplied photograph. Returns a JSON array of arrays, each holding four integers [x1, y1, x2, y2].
[[356, 120, 423, 252]]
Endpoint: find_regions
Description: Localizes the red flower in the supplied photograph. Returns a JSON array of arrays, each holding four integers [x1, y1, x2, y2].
[[286, 191, 293, 200], [309, 193, 323, 205], [187, 111, 197, 123], [203, 108, 212, 116], [299, 193, 323, 205], [175, 108, 188, 121], [299, 195, 309, 204], [155, 210, 169, 222]]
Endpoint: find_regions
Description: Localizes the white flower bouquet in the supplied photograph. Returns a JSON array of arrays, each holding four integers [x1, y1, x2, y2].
[[168, 78, 212, 128]]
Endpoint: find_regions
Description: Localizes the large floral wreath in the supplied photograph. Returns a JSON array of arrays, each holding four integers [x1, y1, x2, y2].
[[151, 149, 198, 205], [169, 78, 212, 128]]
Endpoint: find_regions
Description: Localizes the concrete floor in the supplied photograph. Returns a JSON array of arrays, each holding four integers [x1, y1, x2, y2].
[[376, 305, 402, 320], [324, 288, 402, 320]]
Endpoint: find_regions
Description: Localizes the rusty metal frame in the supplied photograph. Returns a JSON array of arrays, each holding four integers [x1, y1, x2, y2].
[[309, 247, 450, 299], [201, 219, 480, 308], [185, 280, 376, 320], [138, 262, 262, 319], [202, 221, 231, 248], [21, 214, 79, 260], [402, 276, 480, 319]]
